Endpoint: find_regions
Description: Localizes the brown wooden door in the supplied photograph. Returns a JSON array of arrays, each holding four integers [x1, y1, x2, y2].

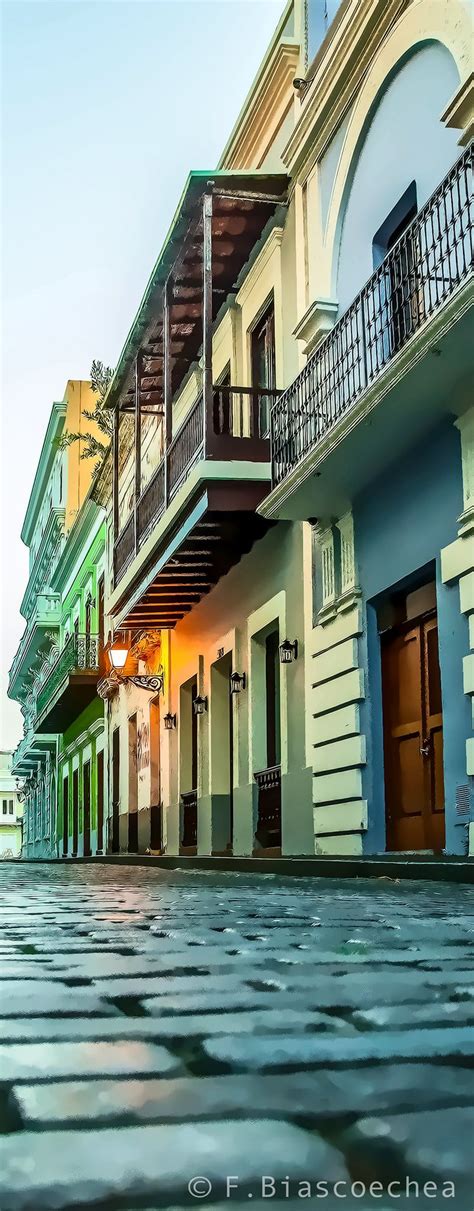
[[382, 611, 445, 852]]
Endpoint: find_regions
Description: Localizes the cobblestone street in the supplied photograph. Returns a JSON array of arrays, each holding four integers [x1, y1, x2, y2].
[[0, 863, 473, 1210]]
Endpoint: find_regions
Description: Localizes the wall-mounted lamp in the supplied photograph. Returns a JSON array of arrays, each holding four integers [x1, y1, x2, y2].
[[193, 695, 208, 716], [104, 632, 164, 694], [107, 636, 129, 670], [230, 671, 246, 694], [293, 77, 307, 91], [164, 712, 177, 730], [279, 639, 298, 665]]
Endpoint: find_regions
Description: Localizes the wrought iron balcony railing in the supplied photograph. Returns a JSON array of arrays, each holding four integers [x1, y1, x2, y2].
[[35, 633, 99, 721], [114, 384, 279, 582], [254, 764, 282, 850], [271, 146, 473, 488]]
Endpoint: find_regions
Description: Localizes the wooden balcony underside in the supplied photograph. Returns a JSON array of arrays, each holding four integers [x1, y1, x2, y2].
[[112, 480, 272, 630]]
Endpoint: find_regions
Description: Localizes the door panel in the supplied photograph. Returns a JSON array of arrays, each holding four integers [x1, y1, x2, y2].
[[382, 610, 445, 852], [111, 729, 120, 854], [72, 769, 79, 856], [62, 777, 69, 856], [97, 750, 104, 853], [83, 760, 91, 857]]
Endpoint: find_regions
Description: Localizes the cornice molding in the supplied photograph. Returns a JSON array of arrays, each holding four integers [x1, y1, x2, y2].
[[223, 41, 300, 171]]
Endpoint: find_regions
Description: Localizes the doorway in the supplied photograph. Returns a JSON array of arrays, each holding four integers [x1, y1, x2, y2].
[[97, 749, 104, 853], [381, 582, 445, 852], [83, 760, 91, 857], [111, 727, 120, 853], [72, 767, 79, 856], [62, 775, 69, 856], [251, 297, 275, 437], [180, 676, 198, 852], [149, 700, 162, 851], [210, 651, 233, 854], [128, 714, 138, 853]]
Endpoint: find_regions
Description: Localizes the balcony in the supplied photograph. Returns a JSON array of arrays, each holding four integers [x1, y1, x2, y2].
[[113, 385, 278, 625], [9, 593, 61, 700], [107, 171, 288, 629], [266, 148, 473, 519], [12, 729, 57, 777], [35, 633, 101, 734]]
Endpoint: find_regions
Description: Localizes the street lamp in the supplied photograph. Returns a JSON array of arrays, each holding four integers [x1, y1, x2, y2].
[[107, 636, 129, 670], [164, 712, 177, 730], [279, 639, 298, 664], [193, 695, 207, 716], [103, 633, 164, 695]]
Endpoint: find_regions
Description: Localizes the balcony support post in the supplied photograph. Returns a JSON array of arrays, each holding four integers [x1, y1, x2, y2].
[[112, 405, 119, 544], [163, 276, 172, 507], [134, 352, 142, 554], [202, 190, 213, 459]]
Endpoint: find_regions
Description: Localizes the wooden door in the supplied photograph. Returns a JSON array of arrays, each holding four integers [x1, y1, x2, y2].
[[382, 611, 445, 852], [83, 760, 91, 857], [72, 768, 79, 856], [97, 750, 104, 853], [62, 776, 69, 856], [111, 728, 120, 853]]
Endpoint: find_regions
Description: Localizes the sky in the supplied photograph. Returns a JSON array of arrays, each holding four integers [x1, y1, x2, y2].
[[1, 0, 286, 750]]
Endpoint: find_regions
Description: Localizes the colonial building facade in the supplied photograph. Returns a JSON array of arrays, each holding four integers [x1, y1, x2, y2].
[[8, 0, 474, 861], [8, 380, 106, 857], [100, 0, 473, 860]]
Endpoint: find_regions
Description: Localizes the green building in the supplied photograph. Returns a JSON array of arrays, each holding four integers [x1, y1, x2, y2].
[[9, 381, 107, 858]]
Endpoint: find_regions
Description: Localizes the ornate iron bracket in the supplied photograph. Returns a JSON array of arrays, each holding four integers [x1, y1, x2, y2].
[[97, 669, 164, 700], [127, 674, 164, 694]]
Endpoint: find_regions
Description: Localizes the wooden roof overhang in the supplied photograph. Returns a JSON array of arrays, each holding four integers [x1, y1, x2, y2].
[[104, 171, 289, 418]]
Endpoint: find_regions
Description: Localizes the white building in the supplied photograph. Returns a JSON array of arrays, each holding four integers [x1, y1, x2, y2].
[[0, 752, 23, 859]]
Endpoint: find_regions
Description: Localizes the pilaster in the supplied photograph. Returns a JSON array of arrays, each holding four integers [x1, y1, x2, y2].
[[441, 408, 474, 854], [309, 513, 367, 854]]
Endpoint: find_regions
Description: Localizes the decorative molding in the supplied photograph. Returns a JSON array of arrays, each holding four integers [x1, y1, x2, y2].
[[294, 297, 338, 355], [442, 72, 474, 147], [337, 512, 357, 595]]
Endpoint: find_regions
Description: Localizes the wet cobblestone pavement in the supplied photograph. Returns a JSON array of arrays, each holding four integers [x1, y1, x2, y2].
[[0, 863, 473, 1210]]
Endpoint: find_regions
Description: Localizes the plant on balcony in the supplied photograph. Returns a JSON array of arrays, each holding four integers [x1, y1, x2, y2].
[[60, 360, 114, 465]]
